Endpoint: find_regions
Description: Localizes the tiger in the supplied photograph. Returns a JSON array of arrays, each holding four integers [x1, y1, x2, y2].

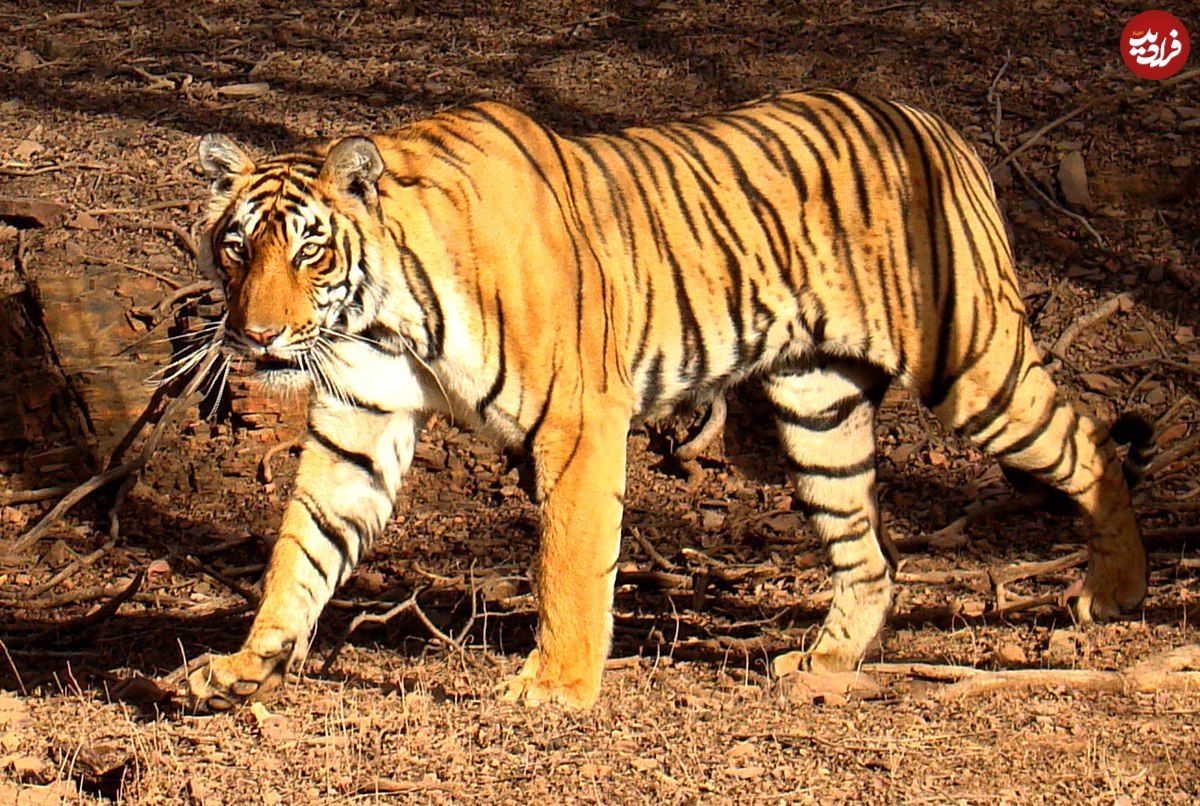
[[182, 90, 1154, 712]]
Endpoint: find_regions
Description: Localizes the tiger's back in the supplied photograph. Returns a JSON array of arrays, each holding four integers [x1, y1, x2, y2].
[[377, 92, 1022, 430]]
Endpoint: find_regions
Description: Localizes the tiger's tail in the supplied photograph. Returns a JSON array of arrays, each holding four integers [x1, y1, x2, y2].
[[1110, 411, 1156, 488]]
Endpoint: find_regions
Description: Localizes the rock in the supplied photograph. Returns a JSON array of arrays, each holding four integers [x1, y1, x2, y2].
[[65, 211, 101, 231], [0, 197, 68, 228]]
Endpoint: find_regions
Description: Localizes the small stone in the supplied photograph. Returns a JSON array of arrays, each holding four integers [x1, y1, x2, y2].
[[995, 642, 1028, 666], [1045, 629, 1080, 665]]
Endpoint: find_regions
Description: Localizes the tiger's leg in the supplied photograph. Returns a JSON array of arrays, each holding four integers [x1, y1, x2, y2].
[[929, 330, 1146, 621], [767, 362, 894, 673], [498, 413, 628, 707], [186, 404, 417, 711]]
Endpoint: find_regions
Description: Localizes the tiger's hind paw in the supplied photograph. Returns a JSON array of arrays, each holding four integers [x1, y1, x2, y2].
[[494, 649, 599, 709], [1069, 550, 1148, 623]]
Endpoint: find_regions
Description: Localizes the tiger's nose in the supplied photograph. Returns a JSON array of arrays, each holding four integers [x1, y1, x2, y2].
[[243, 326, 281, 347]]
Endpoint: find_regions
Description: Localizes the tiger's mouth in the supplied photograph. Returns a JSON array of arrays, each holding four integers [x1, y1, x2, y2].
[[254, 353, 298, 373]]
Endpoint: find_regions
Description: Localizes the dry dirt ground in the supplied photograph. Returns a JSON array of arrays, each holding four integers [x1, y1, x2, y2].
[[1, 1, 1199, 803]]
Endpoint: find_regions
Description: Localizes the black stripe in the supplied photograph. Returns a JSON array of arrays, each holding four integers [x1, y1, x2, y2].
[[825, 526, 873, 546], [775, 394, 863, 432], [787, 455, 876, 478], [296, 493, 355, 573], [294, 539, 333, 582], [398, 247, 445, 358], [639, 351, 666, 414], [801, 500, 863, 519], [953, 335, 1026, 438], [307, 424, 380, 482], [477, 291, 507, 415], [991, 401, 1060, 457]]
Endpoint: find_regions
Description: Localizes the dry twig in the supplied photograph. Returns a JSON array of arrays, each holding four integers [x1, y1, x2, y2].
[[321, 586, 471, 675], [865, 643, 1200, 699], [30, 538, 117, 596], [989, 549, 1086, 610], [630, 526, 676, 571], [260, 437, 302, 484], [1052, 292, 1134, 359], [1, 485, 73, 506], [32, 571, 145, 643]]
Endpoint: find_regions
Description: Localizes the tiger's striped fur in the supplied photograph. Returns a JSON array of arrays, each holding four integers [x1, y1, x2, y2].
[[184, 91, 1150, 711]]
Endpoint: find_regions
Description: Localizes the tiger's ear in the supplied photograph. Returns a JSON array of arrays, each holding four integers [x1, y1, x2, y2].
[[321, 137, 384, 206], [197, 134, 253, 195]]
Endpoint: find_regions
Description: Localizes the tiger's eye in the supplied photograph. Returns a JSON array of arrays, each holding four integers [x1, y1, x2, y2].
[[297, 242, 322, 261], [222, 241, 245, 263]]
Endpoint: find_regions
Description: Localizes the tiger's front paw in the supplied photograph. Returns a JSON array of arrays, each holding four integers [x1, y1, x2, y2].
[[495, 649, 600, 709], [183, 648, 289, 713]]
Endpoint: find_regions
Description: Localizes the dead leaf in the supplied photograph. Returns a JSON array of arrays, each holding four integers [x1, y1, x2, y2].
[[1078, 373, 1120, 395], [630, 756, 659, 772], [216, 82, 271, 98], [12, 50, 39, 69], [146, 558, 172, 581], [40, 539, 73, 568], [0, 693, 27, 729], [579, 762, 612, 778], [1157, 422, 1189, 444], [250, 701, 296, 744], [0, 753, 45, 776], [111, 675, 172, 705], [12, 140, 42, 161], [728, 765, 766, 779], [0, 197, 68, 228], [1045, 629, 1081, 666], [184, 776, 210, 805], [352, 570, 385, 594], [1058, 150, 1092, 209], [770, 651, 804, 679], [726, 740, 756, 761]]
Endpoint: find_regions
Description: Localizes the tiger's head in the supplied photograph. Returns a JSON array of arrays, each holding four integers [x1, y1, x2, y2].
[[196, 134, 389, 389]]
